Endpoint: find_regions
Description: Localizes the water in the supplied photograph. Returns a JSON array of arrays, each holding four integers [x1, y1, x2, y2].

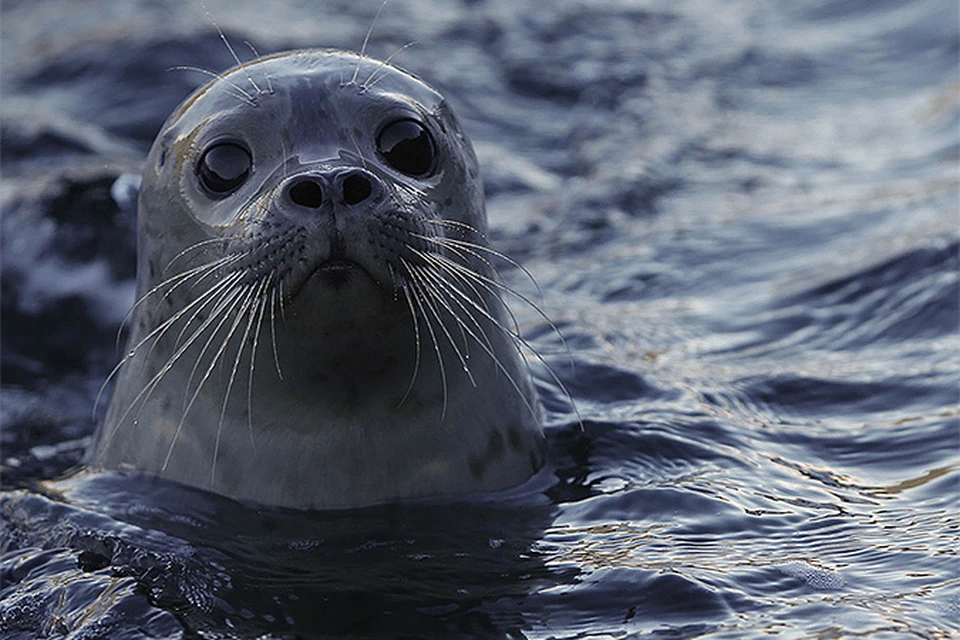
[[1, 0, 958, 637]]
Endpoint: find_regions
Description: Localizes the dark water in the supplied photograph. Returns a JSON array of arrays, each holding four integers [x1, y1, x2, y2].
[[2, 0, 958, 637]]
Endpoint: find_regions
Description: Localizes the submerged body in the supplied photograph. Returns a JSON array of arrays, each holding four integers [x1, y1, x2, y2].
[[86, 50, 545, 509]]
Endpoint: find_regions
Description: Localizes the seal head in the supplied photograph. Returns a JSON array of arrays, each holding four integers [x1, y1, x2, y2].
[[87, 50, 545, 509]]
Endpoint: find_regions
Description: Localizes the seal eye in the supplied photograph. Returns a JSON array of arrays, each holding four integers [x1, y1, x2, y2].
[[376, 119, 435, 177], [197, 143, 252, 196]]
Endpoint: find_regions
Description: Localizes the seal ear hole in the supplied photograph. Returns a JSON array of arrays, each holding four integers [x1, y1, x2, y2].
[[376, 119, 436, 177], [197, 142, 252, 197]]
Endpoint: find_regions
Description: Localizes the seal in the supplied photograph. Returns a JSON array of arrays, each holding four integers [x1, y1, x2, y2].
[[85, 49, 546, 509]]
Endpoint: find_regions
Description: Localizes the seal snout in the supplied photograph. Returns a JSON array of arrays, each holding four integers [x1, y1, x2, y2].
[[282, 167, 382, 212], [278, 167, 388, 290]]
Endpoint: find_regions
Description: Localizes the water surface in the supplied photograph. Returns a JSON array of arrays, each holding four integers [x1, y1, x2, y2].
[[1, 0, 958, 637]]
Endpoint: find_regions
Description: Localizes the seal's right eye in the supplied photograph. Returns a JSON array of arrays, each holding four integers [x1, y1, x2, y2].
[[197, 143, 252, 196]]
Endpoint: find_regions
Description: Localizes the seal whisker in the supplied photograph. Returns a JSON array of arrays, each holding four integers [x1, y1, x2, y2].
[[362, 40, 418, 90], [202, 4, 263, 97], [413, 234, 507, 300], [423, 218, 488, 240], [425, 250, 564, 348], [137, 278, 249, 426], [416, 232, 492, 264], [417, 252, 520, 380], [166, 282, 256, 472], [414, 272, 476, 383], [95, 269, 244, 419], [393, 181, 430, 202], [411, 245, 497, 329], [422, 251, 524, 339], [420, 225, 540, 302], [401, 257, 449, 419], [166, 265, 246, 353], [417, 251, 580, 424], [246, 277, 272, 448], [156, 254, 246, 319], [417, 254, 513, 344], [106, 279, 247, 443], [162, 238, 232, 276], [397, 281, 423, 408], [347, 129, 368, 170], [414, 260, 496, 359], [244, 40, 274, 95], [405, 263, 477, 388], [414, 246, 571, 418], [424, 233, 544, 298], [387, 262, 398, 292], [278, 278, 288, 322], [422, 253, 526, 346], [414, 263, 542, 422], [279, 138, 290, 183], [114, 253, 239, 352], [181, 281, 253, 410], [166, 66, 256, 106], [351, 0, 390, 86], [213, 279, 267, 481], [141, 267, 246, 373], [411, 280, 449, 419], [269, 283, 284, 380], [422, 236, 573, 365], [137, 267, 243, 363]]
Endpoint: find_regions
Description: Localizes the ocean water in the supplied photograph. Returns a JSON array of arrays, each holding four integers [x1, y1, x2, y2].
[[1, 0, 958, 637]]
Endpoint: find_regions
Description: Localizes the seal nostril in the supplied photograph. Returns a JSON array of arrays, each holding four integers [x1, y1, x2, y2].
[[342, 174, 372, 206], [289, 179, 324, 208]]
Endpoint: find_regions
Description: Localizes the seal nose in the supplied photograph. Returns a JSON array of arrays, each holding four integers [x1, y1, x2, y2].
[[287, 178, 324, 209], [283, 168, 383, 212], [336, 169, 380, 207]]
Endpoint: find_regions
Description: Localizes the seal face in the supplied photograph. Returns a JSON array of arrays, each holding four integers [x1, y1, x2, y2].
[[86, 50, 546, 509]]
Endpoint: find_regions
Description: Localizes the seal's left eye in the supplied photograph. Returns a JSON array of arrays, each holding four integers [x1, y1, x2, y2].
[[377, 119, 435, 177], [198, 143, 252, 196]]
